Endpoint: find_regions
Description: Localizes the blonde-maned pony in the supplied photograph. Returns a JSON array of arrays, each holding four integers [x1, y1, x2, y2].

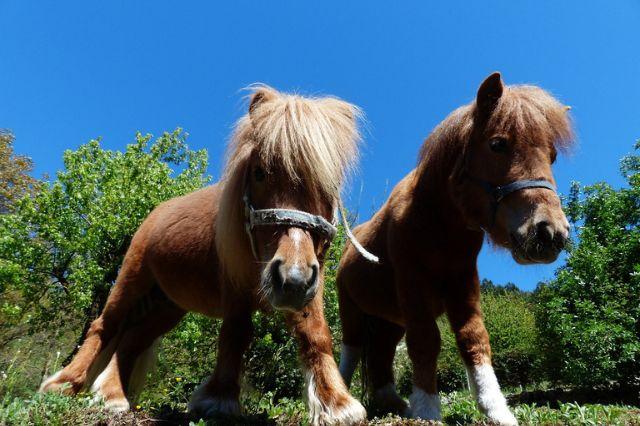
[[41, 85, 367, 425]]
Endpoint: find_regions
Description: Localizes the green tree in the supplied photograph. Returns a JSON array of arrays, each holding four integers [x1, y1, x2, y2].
[[0, 129, 209, 349], [0, 131, 37, 214], [536, 140, 640, 388]]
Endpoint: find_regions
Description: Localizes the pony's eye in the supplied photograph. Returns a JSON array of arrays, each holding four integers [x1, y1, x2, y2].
[[254, 167, 266, 182], [489, 137, 508, 153]]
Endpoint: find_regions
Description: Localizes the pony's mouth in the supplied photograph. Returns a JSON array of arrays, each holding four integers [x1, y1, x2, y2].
[[259, 261, 318, 311], [509, 232, 561, 265]]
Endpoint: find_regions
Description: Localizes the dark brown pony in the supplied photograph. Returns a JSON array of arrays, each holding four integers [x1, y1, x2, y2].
[[337, 73, 573, 425], [40, 86, 367, 425]]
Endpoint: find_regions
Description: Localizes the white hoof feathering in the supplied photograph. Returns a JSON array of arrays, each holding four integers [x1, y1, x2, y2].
[[466, 364, 518, 426], [103, 398, 130, 412], [338, 344, 361, 387], [409, 386, 442, 420], [89, 361, 130, 412], [39, 370, 64, 392], [188, 378, 240, 418], [306, 371, 367, 425]]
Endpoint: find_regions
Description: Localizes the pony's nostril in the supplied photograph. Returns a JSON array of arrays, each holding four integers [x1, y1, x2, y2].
[[535, 221, 554, 248], [270, 259, 284, 289], [307, 264, 319, 289], [553, 232, 568, 250]]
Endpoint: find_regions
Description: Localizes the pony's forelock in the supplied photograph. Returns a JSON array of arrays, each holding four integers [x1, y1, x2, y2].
[[237, 85, 362, 201], [488, 85, 574, 153]]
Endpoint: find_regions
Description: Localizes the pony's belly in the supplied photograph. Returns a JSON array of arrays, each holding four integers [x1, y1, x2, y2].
[[157, 275, 224, 318]]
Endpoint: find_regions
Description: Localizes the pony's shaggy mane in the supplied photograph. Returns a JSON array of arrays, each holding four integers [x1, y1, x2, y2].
[[419, 84, 574, 165], [216, 85, 362, 285]]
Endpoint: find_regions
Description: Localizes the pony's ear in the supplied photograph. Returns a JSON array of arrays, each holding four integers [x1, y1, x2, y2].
[[249, 86, 278, 115], [476, 72, 504, 115]]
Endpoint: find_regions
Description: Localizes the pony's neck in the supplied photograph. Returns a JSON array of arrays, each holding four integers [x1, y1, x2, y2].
[[413, 146, 458, 219], [411, 128, 476, 240]]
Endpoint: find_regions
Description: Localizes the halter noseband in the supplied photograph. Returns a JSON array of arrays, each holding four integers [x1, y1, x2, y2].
[[465, 174, 556, 227], [243, 190, 337, 260]]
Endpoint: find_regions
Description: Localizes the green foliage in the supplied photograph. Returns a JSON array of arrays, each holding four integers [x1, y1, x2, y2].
[[536, 141, 640, 387], [0, 129, 209, 335], [0, 130, 37, 214], [245, 312, 304, 400], [482, 290, 540, 387], [0, 392, 118, 426], [374, 392, 640, 426]]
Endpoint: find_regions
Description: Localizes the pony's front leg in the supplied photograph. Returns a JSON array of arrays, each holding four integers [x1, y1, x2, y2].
[[188, 310, 253, 419], [445, 273, 518, 426], [286, 295, 366, 426]]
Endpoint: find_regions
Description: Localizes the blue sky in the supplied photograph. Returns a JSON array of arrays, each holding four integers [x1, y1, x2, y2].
[[2, 1, 639, 290]]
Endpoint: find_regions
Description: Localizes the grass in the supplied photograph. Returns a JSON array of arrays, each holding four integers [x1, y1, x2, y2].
[[1, 388, 639, 425]]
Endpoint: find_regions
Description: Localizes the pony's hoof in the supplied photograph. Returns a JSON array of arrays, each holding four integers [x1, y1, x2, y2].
[[408, 387, 442, 421], [373, 383, 410, 417], [188, 396, 241, 419], [39, 371, 77, 395], [310, 394, 367, 425], [103, 397, 130, 413], [486, 408, 518, 426]]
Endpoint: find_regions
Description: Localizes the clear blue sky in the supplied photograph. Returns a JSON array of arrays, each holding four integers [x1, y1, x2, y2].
[[2, 1, 639, 290]]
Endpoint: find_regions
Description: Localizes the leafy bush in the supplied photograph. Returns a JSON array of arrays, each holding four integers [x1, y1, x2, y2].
[[536, 141, 640, 388], [139, 313, 221, 410], [0, 129, 209, 341]]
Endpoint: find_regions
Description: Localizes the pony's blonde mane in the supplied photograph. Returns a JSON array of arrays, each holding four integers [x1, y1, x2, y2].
[[216, 85, 362, 284]]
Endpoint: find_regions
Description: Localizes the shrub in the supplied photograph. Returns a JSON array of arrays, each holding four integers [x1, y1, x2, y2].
[[536, 142, 640, 388], [0, 129, 209, 341], [140, 313, 221, 410]]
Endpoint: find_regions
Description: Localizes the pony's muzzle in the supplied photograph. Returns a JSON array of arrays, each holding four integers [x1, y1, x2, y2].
[[512, 218, 570, 264], [266, 259, 319, 311]]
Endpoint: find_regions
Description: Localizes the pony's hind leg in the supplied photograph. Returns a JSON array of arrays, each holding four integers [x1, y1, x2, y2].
[[40, 253, 154, 395], [91, 292, 185, 411], [363, 316, 408, 417], [188, 305, 253, 419], [337, 278, 365, 388]]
